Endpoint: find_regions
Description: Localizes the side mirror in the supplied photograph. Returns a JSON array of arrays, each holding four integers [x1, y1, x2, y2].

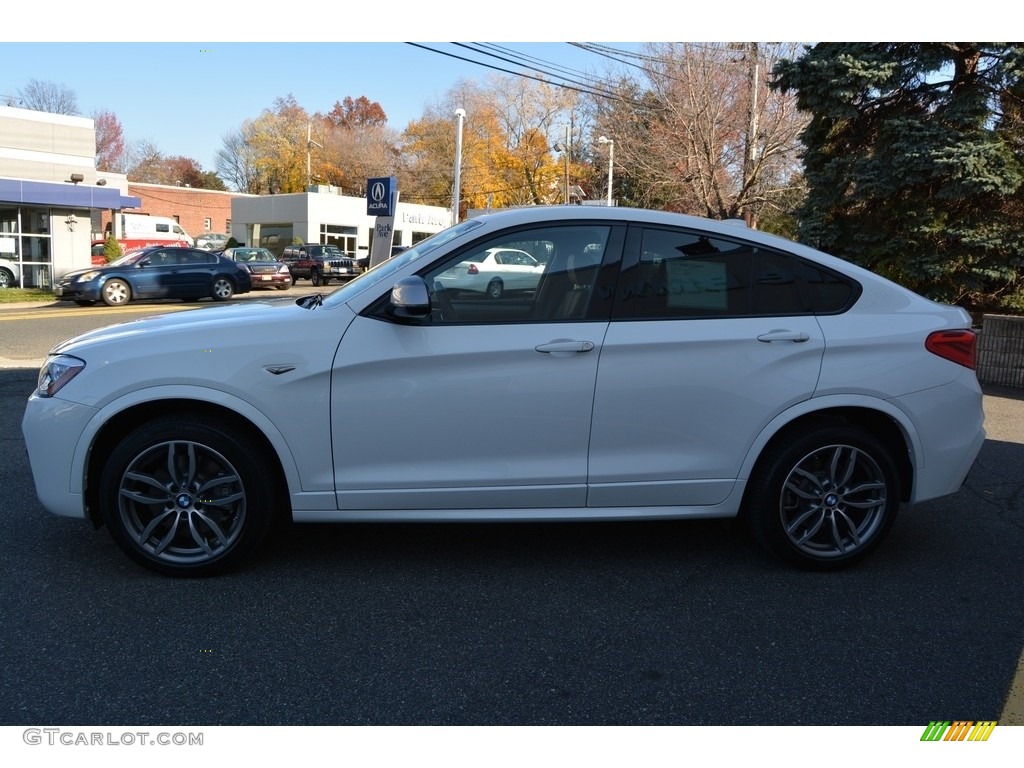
[[387, 276, 431, 322], [137, 258, 150, 268]]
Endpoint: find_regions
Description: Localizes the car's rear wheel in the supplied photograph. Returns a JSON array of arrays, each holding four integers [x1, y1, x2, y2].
[[98, 416, 277, 577], [211, 277, 234, 301], [486, 278, 504, 299], [745, 421, 899, 570], [0, 267, 13, 288], [101, 279, 131, 306]]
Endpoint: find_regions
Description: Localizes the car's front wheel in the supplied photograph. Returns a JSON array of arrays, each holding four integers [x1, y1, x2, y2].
[[211, 277, 234, 301], [310, 270, 322, 287], [745, 421, 899, 570], [101, 279, 131, 306], [99, 416, 278, 576]]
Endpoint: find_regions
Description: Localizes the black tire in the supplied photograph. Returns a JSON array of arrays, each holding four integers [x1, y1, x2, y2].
[[745, 421, 899, 570], [211, 276, 234, 301], [0, 267, 12, 289], [98, 416, 278, 577], [101, 279, 131, 306], [486, 278, 503, 299], [310, 270, 322, 287]]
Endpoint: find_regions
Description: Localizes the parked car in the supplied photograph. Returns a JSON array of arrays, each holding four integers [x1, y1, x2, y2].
[[52, 246, 252, 306], [0, 254, 19, 288], [223, 247, 292, 290], [195, 233, 230, 251], [435, 246, 546, 298], [281, 244, 359, 286], [22, 206, 984, 577]]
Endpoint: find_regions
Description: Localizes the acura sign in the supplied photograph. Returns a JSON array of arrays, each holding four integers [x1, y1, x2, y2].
[[366, 176, 396, 217], [367, 176, 399, 269]]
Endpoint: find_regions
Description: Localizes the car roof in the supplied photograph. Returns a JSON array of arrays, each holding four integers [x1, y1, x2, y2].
[[463, 206, 880, 281]]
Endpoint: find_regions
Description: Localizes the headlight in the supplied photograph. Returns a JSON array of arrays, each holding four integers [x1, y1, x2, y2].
[[36, 355, 85, 397], [279, 265, 290, 274], [76, 271, 100, 282]]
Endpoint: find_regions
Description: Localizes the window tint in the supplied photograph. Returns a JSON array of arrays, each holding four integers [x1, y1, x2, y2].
[[616, 227, 857, 319], [419, 225, 613, 324]]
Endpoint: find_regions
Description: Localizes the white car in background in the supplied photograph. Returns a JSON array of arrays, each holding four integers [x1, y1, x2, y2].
[[195, 232, 230, 251], [0, 254, 19, 288], [435, 247, 546, 298], [21, 206, 985, 576]]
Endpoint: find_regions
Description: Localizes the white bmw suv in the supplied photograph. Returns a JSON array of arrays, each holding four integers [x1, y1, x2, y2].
[[22, 207, 985, 576]]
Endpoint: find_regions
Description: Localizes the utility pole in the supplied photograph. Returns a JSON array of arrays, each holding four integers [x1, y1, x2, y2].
[[743, 42, 760, 227]]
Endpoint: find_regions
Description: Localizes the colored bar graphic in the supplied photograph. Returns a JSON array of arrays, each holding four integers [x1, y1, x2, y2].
[[920, 720, 997, 742], [921, 721, 950, 741]]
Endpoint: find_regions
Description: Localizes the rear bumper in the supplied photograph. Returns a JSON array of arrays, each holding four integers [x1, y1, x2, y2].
[[890, 372, 986, 503]]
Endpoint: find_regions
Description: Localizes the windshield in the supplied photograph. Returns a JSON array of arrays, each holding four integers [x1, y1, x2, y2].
[[321, 219, 486, 308], [106, 249, 150, 267], [231, 248, 276, 262]]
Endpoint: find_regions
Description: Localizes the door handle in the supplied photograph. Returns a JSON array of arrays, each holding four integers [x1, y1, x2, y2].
[[757, 329, 810, 343], [535, 340, 595, 354]]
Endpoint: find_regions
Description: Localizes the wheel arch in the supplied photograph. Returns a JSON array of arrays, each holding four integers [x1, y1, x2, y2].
[[83, 396, 294, 528], [739, 401, 916, 512]]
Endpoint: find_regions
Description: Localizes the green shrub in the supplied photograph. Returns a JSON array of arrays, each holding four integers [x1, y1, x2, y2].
[[103, 234, 122, 262]]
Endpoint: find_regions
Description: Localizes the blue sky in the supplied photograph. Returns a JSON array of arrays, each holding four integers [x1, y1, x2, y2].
[[0, 41, 644, 171], [1, 3, 989, 173]]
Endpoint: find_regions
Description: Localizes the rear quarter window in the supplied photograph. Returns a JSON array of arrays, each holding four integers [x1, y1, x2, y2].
[[616, 227, 860, 319]]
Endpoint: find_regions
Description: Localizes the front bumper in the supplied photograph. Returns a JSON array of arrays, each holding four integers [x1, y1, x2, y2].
[[22, 392, 99, 518], [53, 282, 100, 301]]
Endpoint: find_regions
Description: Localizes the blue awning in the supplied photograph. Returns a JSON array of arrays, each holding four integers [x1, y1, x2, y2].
[[0, 178, 141, 209]]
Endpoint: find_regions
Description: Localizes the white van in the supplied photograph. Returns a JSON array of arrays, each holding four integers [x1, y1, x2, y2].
[[94, 214, 194, 258]]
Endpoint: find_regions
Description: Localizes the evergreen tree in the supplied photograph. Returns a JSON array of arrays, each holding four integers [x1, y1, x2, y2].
[[774, 43, 1024, 312]]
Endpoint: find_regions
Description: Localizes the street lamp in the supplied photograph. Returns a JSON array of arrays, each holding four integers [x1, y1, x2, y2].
[[306, 122, 323, 190], [552, 124, 570, 205], [453, 108, 466, 225], [598, 136, 614, 206]]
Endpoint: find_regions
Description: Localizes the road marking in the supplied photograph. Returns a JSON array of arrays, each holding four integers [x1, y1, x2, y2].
[[0, 305, 197, 322]]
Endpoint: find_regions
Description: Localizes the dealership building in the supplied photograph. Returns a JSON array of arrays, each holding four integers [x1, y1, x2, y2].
[[229, 186, 450, 260], [0, 105, 138, 288], [0, 104, 452, 288]]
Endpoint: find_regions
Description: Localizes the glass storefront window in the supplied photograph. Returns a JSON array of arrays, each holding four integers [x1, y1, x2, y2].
[[0, 208, 54, 288], [257, 225, 293, 259], [0, 208, 17, 234], [23, 208, 50, 234]]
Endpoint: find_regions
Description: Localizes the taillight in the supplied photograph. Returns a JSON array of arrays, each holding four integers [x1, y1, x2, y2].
[[467, 264, 479, 274], [926, 329, 977, 369]]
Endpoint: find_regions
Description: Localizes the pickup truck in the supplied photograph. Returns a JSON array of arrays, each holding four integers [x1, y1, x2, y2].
[[281, 244, 359, 287]]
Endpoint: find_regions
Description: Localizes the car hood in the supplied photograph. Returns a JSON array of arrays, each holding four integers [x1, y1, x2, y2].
[[51, 298, 343, 358]]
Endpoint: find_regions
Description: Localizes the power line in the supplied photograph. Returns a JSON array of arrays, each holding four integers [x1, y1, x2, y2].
[[404, 43, 646, 107]]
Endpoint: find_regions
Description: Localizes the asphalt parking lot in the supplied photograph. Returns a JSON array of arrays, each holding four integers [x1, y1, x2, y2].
[[0, 297, 1022, 727]]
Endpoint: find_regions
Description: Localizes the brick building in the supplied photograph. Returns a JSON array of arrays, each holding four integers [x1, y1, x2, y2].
[[99, 182, 247, 242]]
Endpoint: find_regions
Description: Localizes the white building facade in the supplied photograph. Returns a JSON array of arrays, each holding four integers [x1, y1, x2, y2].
[[0, 105, 138, 288], [230, 186, 451, 259]]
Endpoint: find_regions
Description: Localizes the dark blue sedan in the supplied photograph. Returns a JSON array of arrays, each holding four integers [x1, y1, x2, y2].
[[55, 246, 253, 306]]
